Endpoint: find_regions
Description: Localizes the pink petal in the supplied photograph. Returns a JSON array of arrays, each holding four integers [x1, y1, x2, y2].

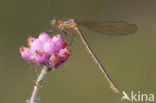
[[59, 44, 71, 62], [39, 32, 51, 42], [20, 46, 33, 62], [49, 53, 61, 68], [30, 39, 44, 52], [34, 51, 47, 65], [27, 36, 36, 47], [49, 43, 71, 68], [44, 39, 56, 55], [52, 35, 63, 52]]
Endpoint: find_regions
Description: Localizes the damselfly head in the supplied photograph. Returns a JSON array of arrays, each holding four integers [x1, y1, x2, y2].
[[51, 18, 61, 26]]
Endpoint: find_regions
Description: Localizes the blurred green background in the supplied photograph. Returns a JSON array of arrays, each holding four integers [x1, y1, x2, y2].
[[1, 0, 156, 103]]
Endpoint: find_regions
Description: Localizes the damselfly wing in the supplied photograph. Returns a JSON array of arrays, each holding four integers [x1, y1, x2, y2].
[[76, 20, 137, 35]]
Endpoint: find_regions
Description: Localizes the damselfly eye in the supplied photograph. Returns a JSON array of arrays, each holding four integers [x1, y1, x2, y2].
[[51, 19, 57, 26], [51, 19, 60, 26]]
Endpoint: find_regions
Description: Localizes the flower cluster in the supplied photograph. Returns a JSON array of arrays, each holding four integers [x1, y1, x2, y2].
[[20, 32, 71, 68]]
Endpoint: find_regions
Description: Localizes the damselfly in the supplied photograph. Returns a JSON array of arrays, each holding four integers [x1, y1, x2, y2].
[[50, 18, 137, 93]]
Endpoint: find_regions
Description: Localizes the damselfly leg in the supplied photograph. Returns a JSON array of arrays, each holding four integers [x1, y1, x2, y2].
[[60, 29, 76, 47]]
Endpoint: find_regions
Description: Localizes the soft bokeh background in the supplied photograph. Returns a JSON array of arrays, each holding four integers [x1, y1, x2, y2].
[[1, 0, 156, 103]]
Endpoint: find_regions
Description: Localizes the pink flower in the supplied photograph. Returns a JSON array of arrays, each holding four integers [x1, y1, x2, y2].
[[20, 33, 71, 68]]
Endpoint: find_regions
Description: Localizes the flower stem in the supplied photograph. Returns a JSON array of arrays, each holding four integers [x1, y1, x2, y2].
[[29, 66, 49, 103]]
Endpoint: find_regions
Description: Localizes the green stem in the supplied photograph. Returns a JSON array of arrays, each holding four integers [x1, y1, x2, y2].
[[29, 66, 49, 103]]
